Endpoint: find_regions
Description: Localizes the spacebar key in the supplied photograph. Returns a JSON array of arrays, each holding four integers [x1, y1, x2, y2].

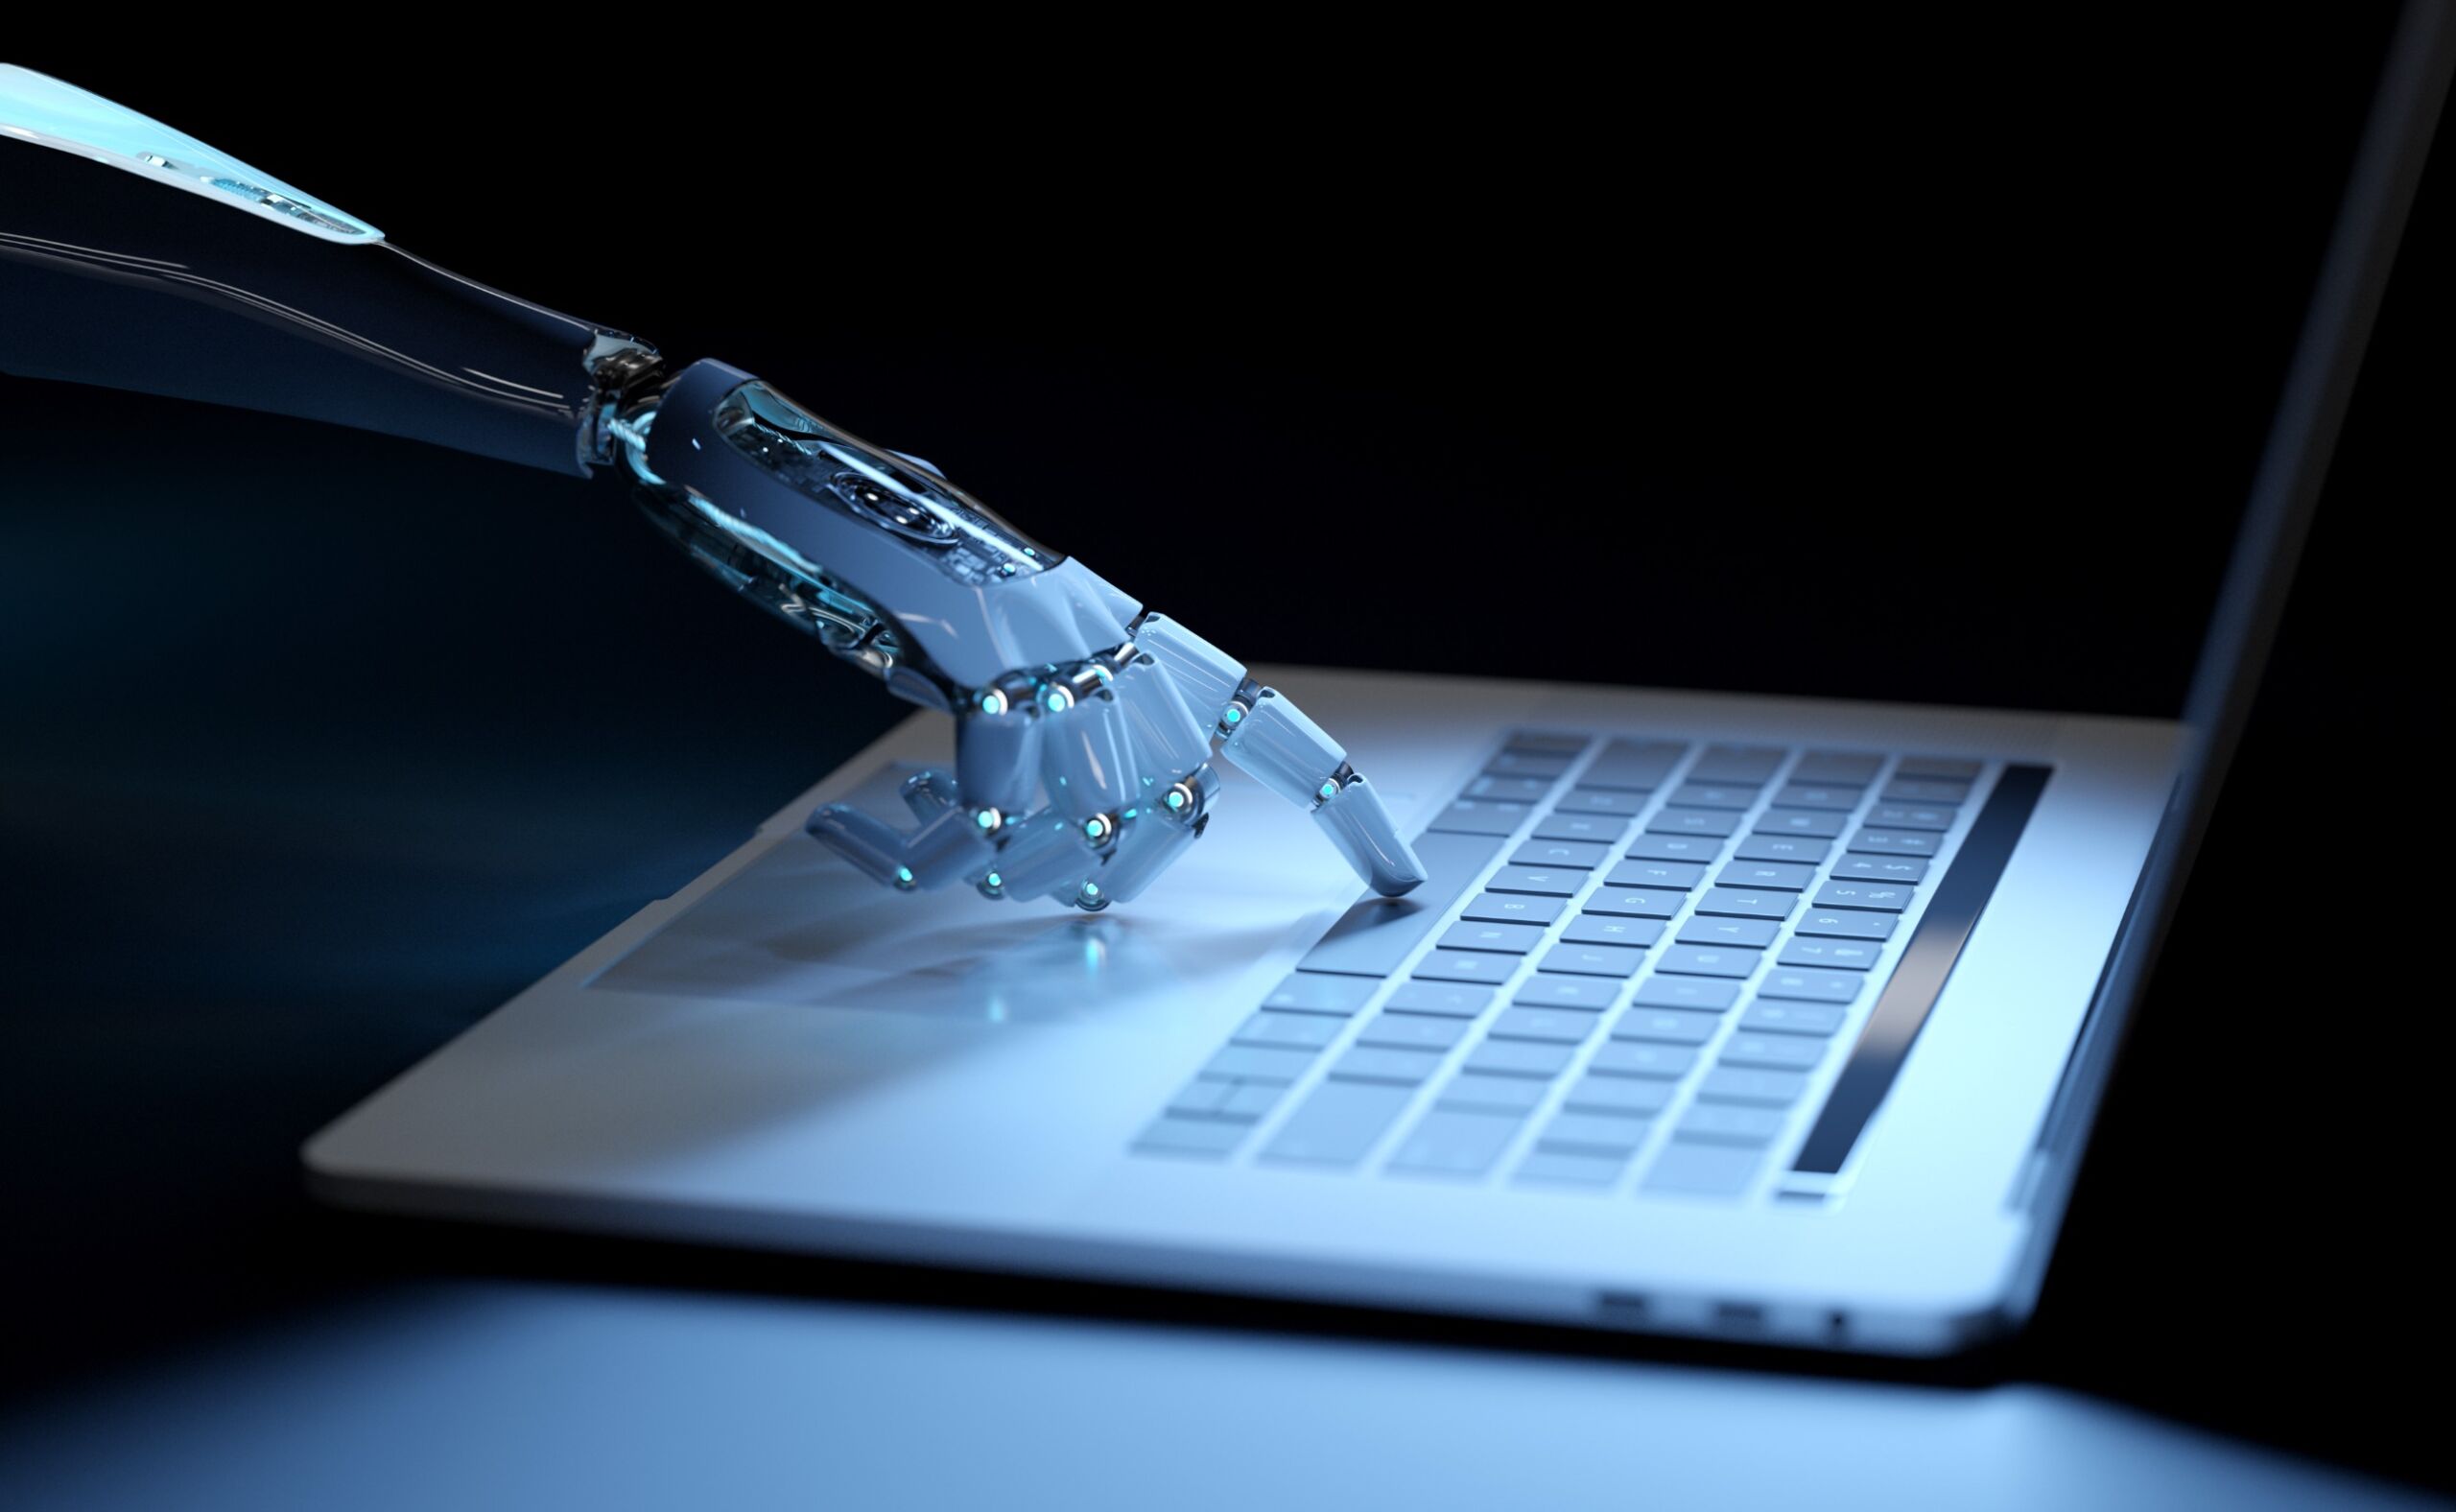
[[1298, 831, 1508, 978]]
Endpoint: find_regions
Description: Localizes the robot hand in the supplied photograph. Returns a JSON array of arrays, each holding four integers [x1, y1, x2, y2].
[[0, 65, 1426, 912], [624, 361, 1426, 910]]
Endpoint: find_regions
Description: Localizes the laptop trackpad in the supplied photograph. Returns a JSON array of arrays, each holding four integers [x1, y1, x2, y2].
[[591, 764, 1334, 1022]]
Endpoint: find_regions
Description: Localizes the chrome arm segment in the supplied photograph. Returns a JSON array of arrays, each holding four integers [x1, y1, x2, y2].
[[0, 65, 647, 475]]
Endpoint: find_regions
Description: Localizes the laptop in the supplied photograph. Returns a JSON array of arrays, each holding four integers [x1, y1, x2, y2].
[[303, 12, 2452, 1355]]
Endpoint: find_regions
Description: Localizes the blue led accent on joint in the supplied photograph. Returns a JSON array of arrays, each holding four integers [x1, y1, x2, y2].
[[1122, 808, 1139, 819], [976, 810, 997, 829], [1081, 882, 1100, 898], [1045, 690, 1071, 713], [979, 693, 1004, 715], [1166, 791, 1187, 810], [895, 865, 914, 886], [985, 871, 1003, 887], [1222, 706, 1244, 724]]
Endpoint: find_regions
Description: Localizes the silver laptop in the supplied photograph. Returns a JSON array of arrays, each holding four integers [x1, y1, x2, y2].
[[303, 13, 2450, 1355]]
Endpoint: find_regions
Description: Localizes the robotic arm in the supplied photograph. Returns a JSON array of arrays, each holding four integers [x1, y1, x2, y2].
[[0, 65, 1426, 911]]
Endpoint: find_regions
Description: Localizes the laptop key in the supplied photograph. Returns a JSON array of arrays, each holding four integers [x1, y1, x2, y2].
[[1577, 738, 1689, 791], [1678, 915, 1780, 948], [1439, 1073, 1553, 1113], [1385, 980, 1494, 1018], [1465, 1039, 1577, 1078], [1234, 1012, 1347, 1050], [1540, 1112, 1653, 1155], [1867, 803, 1956, 832], [1811, 880, 1915, 912], [1532, 812, 1632, 843], [1675, 1104, 1787, 1146], [1554, 789, 1647, 817], [1879, 777, 1972, 805], [1715, 860, 1816, 891], [1656, 944, 1762, 979], [1791, 751, 1885, 785], [1665, 783, 1759, 811], [1461, 891, 1566, 926], [1484, 750, 1574, 780], [1487, 865, 1584, 896], [1779, 937, 1879, 970], [1588, 1041, 1699, 1077], [1263, 973, 1382, 1016], [1428, 799, 1532, 837], [1299, 830, 1507, 977], [1627, 834, 1725, 863], [1585, 888, 1685, 918], [1606, 859, 1708, 890], [1564, 1075, 1677, 1116], [1795, 908, 1896, 940], [1754, 810, 1848, 838], [1758, 968, 1864, 1004], [1438, 919, 1544, 955], [1631, 977, 1741, 1011], [1511, 839, 1610, 869], [1220, 1082, 1288, 1121], [1646, 810, 1743, 839], [1491, 1007, 1600, 1044], [1894, 755, 1982, 780], [1612, 1007, 1719, 1045], [1203, 1045, 1322, 1083], [1358, 1013, 1472, 1051], [1767, 784, 1861, 812], [1721, 1033, 1828, 1071], [1735, 835, 1830, 864], [1694, 887, 1797, 920], [1698, 1067, 1809, 1106], [1846, 829, 1942, 858], [1414, 950, 1521, 983], [1330, 1046, 1445, 1085], [1388, 1108, 1527, 1177], [1469, 774, 1555, 803], [1832, 855, 1929, 883], [1261, 1081, 1415, 1166], [1169, 1078, 1236, 1117], [1562, 914, 1666, 948], [1538, 942, 1646, 978], [1688, 744, 1787, 784], [1134, 1115, 1252, 1157], [1740, 1001, 1849, 1035], [1513, 975, 1619, 1011], [1504, 731, 1592, 755]]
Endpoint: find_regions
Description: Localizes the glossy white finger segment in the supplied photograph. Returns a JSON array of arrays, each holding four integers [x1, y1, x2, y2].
[[1218, 687, 1346, 807], [1129, 614, 1245, 726], [1313, 777, 1428, 896], [1109, 655, 1213, 788]]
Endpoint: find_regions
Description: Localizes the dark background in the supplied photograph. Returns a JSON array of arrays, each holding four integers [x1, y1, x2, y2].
[[4, 14, 2448, 1494]]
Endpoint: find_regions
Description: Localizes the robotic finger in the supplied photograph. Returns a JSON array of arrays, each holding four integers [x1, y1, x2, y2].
[[1134, 615, 1426, 897]]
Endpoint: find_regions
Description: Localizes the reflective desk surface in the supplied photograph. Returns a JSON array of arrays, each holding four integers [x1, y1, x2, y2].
[[4, 1279, 2437, 1512]]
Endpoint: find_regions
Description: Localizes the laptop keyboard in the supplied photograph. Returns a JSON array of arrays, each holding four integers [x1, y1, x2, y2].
[[1131, 731, 2046, 1199]]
